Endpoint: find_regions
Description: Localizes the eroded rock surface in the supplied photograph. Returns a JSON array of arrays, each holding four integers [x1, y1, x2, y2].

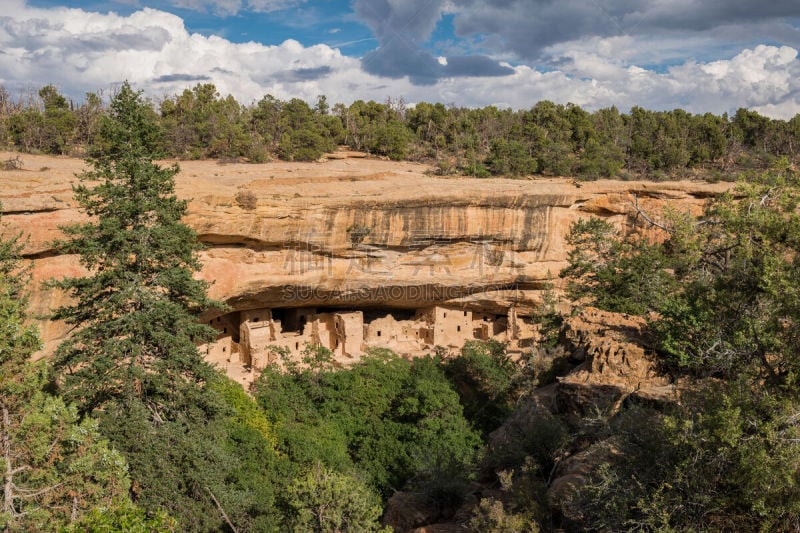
[[0, 152, 728, 371], [556, 308, 674, 416]]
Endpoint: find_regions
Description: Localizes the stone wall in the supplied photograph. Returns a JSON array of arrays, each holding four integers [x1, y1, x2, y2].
[[204, 304, 533, 385]]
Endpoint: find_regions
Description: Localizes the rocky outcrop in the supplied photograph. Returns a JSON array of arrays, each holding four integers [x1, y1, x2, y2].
[[546, 437, 623, 510], [480, 306, 683, 529], [0, 151, 729, 360], [555, 308, 674, 417], [382, 492, 444, 532]]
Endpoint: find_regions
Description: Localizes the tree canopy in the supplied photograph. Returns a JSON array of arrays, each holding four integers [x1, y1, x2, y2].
[[49, 82, 220, 414], [3, 82, 800, 179]]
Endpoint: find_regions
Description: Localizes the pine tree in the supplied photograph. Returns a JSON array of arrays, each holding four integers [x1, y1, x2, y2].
[[0, 208, 137, 530], [50, 82, 220, 416]]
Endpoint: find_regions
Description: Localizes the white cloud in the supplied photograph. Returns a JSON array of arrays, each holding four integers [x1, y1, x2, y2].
[[448, 0, 800, 62], [167, 0, 304, 16], [0, 2, 797, 119]]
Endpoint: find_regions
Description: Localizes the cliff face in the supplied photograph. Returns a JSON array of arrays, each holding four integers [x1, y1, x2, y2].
[[0, 151, 729, 360]]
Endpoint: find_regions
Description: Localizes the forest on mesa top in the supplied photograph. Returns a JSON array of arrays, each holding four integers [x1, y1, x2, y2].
[[2, 83, 799, 180]]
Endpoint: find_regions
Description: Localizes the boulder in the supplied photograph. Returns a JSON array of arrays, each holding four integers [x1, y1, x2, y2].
[[382, 492, 443, 533], [555, 308, 672, 417]]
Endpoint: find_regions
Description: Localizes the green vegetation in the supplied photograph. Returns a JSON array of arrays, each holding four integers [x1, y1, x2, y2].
[[48, 81, 220, 412], [443, 340, 526, 435], [561, 217, 675, 315], [3, 82, 800, 180], [4, 80, 800, 530], [252, 349, 483, 501], [0, 207, 167, 530], [549, 161, 800, 530]]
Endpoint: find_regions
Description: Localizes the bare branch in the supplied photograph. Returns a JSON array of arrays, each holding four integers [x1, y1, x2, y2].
[[146, 403, 164, 425], [206, 487, 238, 533], [15, 482, 63, 500], [10, 465, 29, 476], [630, 194, 671, 233]]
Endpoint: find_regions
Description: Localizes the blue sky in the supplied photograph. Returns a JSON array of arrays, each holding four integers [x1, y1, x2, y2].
[[24, 0, 372, 48], [3, 0, 800, 117]]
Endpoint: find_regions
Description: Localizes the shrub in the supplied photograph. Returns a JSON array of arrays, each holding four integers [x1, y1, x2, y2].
[[235, 188, 258, 210]]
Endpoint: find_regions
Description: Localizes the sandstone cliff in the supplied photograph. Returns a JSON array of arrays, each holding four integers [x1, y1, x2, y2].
[[0, 151, 728, 361]]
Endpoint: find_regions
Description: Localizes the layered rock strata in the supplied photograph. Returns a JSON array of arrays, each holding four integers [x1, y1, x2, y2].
[[0, 152, 728, 377]]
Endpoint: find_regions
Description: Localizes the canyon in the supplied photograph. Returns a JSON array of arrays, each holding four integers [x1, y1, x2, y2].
[[0, 150, 729, 385]]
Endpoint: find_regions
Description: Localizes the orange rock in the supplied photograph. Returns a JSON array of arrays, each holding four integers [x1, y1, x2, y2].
[[0, 151, 732, 366]]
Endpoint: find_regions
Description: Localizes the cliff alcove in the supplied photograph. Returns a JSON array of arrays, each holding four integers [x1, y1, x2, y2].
[[0, 151, 730, 382]]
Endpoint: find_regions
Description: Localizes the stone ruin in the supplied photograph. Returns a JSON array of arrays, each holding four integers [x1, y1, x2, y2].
[[202, 305, 537, 386]]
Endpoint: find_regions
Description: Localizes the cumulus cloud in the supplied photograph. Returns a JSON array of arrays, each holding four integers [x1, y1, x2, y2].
[[348, 0, 798, 85], [271, 66, 333, 83], [168, 0, 304, 16], [0, 2, 797, 119], [353, 0, 513, 84], [448, 0, 800, 62]]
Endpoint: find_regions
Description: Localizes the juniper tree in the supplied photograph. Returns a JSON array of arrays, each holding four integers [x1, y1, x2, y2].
[[50, 82, 220, 416]]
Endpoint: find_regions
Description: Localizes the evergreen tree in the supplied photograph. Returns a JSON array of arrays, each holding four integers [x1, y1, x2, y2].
[[38, 85, 77, 155], [560, 217, 675, 315], [49, 81, 220, 415], [286, 463, 387, 533], [0, 208, 143, 530]]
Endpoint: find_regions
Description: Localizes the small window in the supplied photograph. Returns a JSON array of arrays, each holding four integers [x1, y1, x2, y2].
[[377, 331, 382, 337], [253, 317, 260, 323], [209, 320, 213, 325], [222, 347, 226, 353], [335, 339, 339, 348], [223, 327, 228, 334], [443, 312, 447, 318], [295, 342, 299, 350], [464, 311, 468, 317], [457, 325, 461, 332]]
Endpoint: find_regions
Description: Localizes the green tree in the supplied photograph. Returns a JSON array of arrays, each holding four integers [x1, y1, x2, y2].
[[49, 81, 220, 414], [560, 217, 675, 315], [370, 119, 413, 160], [65, 498, 177, 532], [523, 101, 575, 175], [38, 84, 77, 155], [0, 208, 137, 530], [253, 351, 483, 502], [7, 107, 46, 153], [651, 164, 800, 380], [544, 162, 800, 532], [159, 84, 241, 159], [572, 388, 800, 532], [444, 340, 523, 434], [286, 463, 387, 533], [486, 139, 537, 176], [276, 98, 336, 161]]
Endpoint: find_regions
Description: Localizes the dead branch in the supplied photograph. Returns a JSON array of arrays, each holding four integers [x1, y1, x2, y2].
[[630, 194, 671, 233], [146, 403, 165, 425], [206, 487, 238, 533], [14, 482, 63, 500], [2, 156, 23, 171]]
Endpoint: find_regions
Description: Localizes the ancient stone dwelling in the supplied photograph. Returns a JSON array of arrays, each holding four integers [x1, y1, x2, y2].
[[203, 305, 535, 383]]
